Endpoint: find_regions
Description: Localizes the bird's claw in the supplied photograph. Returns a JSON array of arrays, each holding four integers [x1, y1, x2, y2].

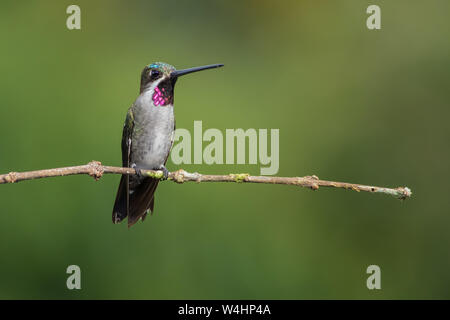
[[131, 163, 144, 179], [160, 166, 169, 180], [136, 168, 144, 179]]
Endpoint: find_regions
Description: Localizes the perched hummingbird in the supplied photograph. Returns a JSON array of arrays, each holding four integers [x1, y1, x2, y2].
[[113, 62, 224, 227]]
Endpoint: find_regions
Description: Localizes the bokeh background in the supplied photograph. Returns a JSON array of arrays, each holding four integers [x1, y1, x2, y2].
[[0, 0, 449, 299]]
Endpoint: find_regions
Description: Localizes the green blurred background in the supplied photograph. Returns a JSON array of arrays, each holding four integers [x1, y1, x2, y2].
[[0, 0, 449, 299]]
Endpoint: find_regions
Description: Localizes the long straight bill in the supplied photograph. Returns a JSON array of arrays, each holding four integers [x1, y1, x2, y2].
[[170, 64, 224, 78]]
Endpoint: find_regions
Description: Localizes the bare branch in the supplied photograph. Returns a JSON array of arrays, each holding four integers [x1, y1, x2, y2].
[[0, 161, 412, 200]]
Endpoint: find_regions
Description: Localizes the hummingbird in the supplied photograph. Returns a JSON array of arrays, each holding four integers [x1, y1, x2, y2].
[[112, 62, 224, 227]]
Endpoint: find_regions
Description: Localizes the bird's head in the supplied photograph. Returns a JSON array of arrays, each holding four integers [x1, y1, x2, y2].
[[140, 62, 223, 107]]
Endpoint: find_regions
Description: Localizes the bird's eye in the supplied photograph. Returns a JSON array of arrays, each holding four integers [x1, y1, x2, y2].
[[150, 69, 161, 80]]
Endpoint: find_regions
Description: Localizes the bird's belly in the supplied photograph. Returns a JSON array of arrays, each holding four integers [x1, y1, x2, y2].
[[130, 97, 174, 169], [141, 134, 171, 168], [132, 125, 174, 169]]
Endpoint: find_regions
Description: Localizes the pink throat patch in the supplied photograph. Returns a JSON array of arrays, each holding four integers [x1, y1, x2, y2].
[[152, 87, 167, 106]]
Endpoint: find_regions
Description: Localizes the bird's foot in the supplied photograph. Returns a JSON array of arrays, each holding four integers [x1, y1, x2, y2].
[[159, 165, 169, 180], [131, 163, 144, 179]]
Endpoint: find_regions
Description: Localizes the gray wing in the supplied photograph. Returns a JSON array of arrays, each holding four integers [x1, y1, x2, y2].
[[112, 107, 134, 223]]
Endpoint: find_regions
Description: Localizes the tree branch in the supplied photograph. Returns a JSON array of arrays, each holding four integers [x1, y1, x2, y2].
[[0, 161, 412, 200]]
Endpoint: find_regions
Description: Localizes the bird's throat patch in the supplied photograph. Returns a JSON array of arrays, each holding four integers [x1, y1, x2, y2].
[[152, 81, 174, 107]]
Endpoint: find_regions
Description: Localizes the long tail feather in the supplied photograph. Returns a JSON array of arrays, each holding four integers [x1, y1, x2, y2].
[[127, 178, 159, 227]]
